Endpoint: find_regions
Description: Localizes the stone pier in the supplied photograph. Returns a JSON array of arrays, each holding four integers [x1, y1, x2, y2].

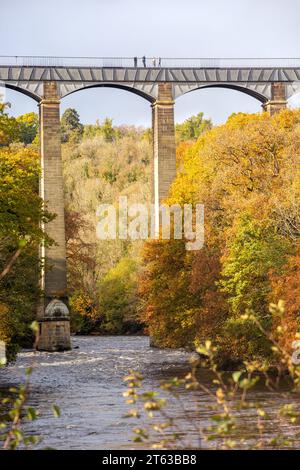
[[263, 83, 287, 115], [37, 81, 71, 351], [152, 83, 177, 234]]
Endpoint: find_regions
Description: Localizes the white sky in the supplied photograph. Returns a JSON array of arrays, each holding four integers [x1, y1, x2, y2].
[[1, 0, 300, 126]]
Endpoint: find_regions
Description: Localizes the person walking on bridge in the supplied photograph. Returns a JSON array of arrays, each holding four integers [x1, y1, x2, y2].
[[142, 56, 146, 67], [134, 56, 137, 67]]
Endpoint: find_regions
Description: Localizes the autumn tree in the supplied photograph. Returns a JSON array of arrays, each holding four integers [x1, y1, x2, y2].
[[62, 114, 152, 334], [139, 109, 300, 365], [269, 242, 300, 352], [0, 102, 19, 146], [0, 146, 53, 359], [61, 108, 84, 143]]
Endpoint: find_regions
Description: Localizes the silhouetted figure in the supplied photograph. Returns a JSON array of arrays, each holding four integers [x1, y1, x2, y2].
[[158, 57, 161, 67], [134, 56, 137, 67], [142, 56, 146, 67]]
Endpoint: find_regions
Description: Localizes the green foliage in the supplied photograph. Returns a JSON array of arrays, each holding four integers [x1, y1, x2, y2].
[[0, 104, 38, 146], [98, 257, 140, 334], [83, 117, 118, 142], [0, 103, 19, 146], [0, 145, 53, 360], [220, 214, 291, 316], [0, 147, 53, 245], [175, 112, 212, 142], [0, 247, 40, 361], [61, 108, 83, 143], [63, 119, 152, 335], [218, 214, 292, 361], [100, 118, 116, 142], [141, 109, 300, 364], [16, 112, 38, 145]]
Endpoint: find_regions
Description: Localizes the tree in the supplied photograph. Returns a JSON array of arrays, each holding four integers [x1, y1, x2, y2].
[[219, 215, 290, 317], [175, 112, 212, 142], [0, 146, 54, 360], [0, 102, 19, 146], [139, 109, 300, 365], [98, 257, 139, 334], [65, 210, 99, 334], [218, 214, 291, 361], [139, 239, 197, 348], [0, 147, 53, 279], [61, 108, 83, 143], [269, 242, 300, 352], [16, 112, 39, 145], [101, 118, 116, 142], [83, 118, 117, 142], [62, 118, 152, 335]]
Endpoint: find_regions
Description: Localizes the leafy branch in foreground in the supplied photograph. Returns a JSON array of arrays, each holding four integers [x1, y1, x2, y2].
[[0, 323, 60, 450], [123, 302, 300, 450], [0, 366, 61, 450], [0, 367, 39, 449]]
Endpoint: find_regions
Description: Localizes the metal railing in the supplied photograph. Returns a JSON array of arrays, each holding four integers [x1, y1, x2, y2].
[[0, 56, 300, 68]]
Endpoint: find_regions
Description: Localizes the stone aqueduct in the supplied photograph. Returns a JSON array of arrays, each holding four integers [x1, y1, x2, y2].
[[1, 56, 300, 351]]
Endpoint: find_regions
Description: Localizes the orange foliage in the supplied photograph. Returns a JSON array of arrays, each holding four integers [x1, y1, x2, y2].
[[269, 243, 300, 351], [140, 109, 300, 362]]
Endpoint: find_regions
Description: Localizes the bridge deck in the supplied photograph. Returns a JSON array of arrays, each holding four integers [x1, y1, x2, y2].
[[1, 57, 300, 102]]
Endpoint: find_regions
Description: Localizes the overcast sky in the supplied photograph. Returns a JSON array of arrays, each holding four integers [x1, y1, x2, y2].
[[1, 0, 300, 126]]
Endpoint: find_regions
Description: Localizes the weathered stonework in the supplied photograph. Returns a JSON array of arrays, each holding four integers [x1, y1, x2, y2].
[[263, 82, 287, 115], [37, 299, 70, 351], [152, 83, 177, 233], [38, 320, 71, 352], [37, 81, 71, 351]]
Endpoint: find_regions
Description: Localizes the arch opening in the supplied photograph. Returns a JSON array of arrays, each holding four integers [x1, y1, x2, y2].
[[1, 84, 40, 119], [175, 85, 264, 126], [2, 83, 40, 102], [178, 83, 268, 104], [61, 83, 155, 104], [60, 84, 152, 128], [288, 90, 300, 109]]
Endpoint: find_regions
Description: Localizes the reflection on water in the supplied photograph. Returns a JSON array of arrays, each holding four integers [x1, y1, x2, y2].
[[0, 336, 299, 449]]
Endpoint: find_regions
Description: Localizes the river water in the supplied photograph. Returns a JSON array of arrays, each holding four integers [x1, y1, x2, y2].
[[0, 336, 299, 450]]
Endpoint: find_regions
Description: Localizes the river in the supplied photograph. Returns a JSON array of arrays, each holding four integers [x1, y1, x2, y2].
[[0, 336, 299, 449]]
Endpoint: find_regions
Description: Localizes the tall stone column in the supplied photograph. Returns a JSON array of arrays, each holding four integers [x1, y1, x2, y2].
[[37, 81, 71, 351], [152, 83, 177, 235], [263, 82, 287, 115]]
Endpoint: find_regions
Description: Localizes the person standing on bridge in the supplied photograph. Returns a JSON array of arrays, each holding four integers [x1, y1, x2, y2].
[[158, 57, 161, 67], [134, 56, 137, 67], [142, 56, 146, 67], [152, 57, 157, 67]]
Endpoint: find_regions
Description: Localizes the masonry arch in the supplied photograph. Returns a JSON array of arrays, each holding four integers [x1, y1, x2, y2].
[[288, 89, 300, 109], [181, 83, 268, 104], [61, 83, 155, 104], [175, 84, 263, 125], [59, 83, 154, 130], [1, 83, 41, 102]]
